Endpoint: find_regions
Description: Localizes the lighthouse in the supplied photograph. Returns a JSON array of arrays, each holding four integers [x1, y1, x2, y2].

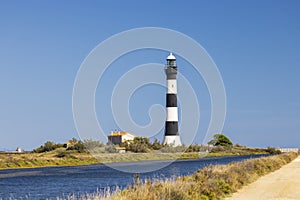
[[163, 53, 182, 146]]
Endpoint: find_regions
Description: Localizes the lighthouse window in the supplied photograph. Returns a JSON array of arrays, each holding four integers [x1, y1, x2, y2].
[[168, 60, 176, 66]]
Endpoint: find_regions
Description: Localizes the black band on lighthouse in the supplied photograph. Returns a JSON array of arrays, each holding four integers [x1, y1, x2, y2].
[[165, 68, 177, 79], [165, 121, 179, 136], [166, 94, 177, 107]]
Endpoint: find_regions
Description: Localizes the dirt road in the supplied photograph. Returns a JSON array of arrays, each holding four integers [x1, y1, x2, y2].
[[227, 156, 300, 200]]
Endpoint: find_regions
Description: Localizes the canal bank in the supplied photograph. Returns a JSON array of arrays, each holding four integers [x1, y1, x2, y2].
[[0, 154, 268, 199], [227, 156, 300, 200], [0, 147, 270, 171], [105, 153, 298, 200]]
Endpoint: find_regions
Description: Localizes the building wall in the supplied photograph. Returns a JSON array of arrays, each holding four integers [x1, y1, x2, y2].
[[121, 134, 135, 142], [108, 135, 122, 145], [108, 132, 135, 145]]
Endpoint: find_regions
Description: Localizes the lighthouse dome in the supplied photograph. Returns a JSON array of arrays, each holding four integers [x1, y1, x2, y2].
[[167, 53, 176, 60]]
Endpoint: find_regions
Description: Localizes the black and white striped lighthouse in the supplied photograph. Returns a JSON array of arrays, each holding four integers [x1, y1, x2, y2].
[[163, 53, 182, 146]]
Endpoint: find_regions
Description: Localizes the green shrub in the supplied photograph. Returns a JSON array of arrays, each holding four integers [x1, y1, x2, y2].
[[124, 137, 151, 153], [32, 141, 64, 153], [151, 138, 164, 150], [266, 147, 281, 154], [82, 139, 104, 149], [160, 145, 186, 153], [67, 141, 87, 153], [215, 179, 232, 195], [56, 151, 77, 159], [56, 151, 68, 158], [105, 144, 117, 153], [185, 144, 201, 152]]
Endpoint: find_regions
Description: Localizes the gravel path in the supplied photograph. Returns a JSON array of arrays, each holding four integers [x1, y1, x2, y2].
[[226, 156, 300, 200]]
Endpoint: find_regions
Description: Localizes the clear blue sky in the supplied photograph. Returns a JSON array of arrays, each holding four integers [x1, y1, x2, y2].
[[0, 1, 299, 150]]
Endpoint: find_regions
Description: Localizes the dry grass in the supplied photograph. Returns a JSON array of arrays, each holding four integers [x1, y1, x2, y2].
[[0, 151, 98, 169], [67, 152, 298, 200]]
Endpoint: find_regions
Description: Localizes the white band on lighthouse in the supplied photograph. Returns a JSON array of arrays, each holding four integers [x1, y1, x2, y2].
[[167, 79, 177, 94], [166, 107, 178, 121], [163, 135, 182, 146]]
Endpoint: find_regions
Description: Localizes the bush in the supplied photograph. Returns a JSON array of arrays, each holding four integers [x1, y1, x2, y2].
[[56, 151, 68, 158], [266, 147, 281, 155], [185, 144, 201, 152], [105, 144, 117, 153], [210, 146, 227, 153], [234, 143, 243, 148], [160, 145, 186, 153], [82, 139, 104, 150], [33, 141, 64, 153], [124, 137, 151, 153], [67, 141, 87, 153], [151, 138, 164, 150], [55, 151, 77, 159]]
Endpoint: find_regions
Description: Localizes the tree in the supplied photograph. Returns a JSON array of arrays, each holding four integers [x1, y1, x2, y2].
[[209, 134, 233, 147]]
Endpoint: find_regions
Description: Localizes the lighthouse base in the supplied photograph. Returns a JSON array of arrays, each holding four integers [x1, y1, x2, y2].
[[163, 135, 182, 146]]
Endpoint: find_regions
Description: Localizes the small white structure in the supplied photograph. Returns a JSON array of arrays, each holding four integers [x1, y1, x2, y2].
[[16, 147, 22, 153], [116, 147, 126, 153], [277, 148, 299, 153]]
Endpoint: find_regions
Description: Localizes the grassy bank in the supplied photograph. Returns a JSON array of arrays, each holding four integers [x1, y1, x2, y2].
[[0, 151, 213, 170], [0, 151, 199, 170], [71, 152, 298, 200], [0, 151, 97, 170], [0, 146, 271, 170]]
